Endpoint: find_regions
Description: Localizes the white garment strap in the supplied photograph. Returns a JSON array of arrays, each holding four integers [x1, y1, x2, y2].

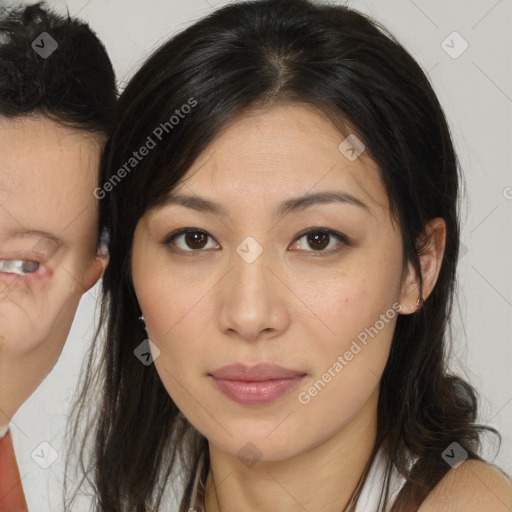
[[188, 453, 205, 512]]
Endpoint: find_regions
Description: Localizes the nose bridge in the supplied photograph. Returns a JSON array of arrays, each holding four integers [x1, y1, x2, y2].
[[217, 234, 287, 340], [235, 235, 265, 267], [231, 234, 270, 303]]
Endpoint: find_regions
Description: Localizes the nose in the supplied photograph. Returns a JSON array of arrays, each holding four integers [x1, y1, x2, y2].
[[217, 244, 290, 342]]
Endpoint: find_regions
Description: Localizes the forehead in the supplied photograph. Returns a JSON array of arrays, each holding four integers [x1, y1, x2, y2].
[[0, 115, 103, 239], [170, 104, 389, 215]]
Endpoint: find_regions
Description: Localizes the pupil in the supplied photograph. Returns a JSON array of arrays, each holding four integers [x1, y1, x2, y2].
[[186, 232, 207, 249], [308, 232, 329, 250], [22, 261, 39, 274]]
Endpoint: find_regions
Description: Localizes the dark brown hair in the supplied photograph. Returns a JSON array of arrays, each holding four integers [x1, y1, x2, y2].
[[0, 1, 117, 133], [66, 1, 502, 510]]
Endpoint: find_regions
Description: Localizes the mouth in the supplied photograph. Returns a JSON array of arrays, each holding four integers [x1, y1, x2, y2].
[[208, 363, 307, 406]]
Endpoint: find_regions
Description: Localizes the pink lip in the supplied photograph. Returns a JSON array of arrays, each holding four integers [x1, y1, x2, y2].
[[209, 363, 307, 406]]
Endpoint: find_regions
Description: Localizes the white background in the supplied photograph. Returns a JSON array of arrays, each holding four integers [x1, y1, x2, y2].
[[5, 0, 511, 510]]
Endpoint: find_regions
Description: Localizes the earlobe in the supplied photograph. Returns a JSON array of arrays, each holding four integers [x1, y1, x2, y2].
[[398, 217, 447, 315], [398, 260, 421, 315], [82, 252, 109, 292], [418, 217, 446, 297]]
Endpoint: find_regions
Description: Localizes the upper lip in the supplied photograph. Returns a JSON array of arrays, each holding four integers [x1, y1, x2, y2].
[[209, 363, 306, 381]]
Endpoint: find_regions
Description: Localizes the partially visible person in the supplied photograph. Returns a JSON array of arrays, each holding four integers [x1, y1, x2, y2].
[[0, 2, 116, 510]]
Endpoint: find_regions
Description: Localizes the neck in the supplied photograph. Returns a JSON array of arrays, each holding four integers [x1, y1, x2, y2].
[[204, 388, 379, 512]]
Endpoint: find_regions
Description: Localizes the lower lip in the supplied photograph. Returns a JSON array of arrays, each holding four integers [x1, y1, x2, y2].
[[211, 376, 305, 406]]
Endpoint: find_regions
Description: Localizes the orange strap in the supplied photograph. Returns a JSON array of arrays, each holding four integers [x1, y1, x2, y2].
[[0, 430, 28, 512]]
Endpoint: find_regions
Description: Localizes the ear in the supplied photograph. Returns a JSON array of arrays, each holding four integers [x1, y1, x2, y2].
[[81, 252, 109, 293], [398, 217, 446, 315]]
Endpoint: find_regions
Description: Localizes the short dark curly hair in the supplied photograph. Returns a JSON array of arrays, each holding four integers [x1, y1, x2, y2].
[[0, 1, 117, 133]]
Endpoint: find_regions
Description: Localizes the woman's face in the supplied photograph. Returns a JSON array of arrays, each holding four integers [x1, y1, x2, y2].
[[131, 104, 417, 462]]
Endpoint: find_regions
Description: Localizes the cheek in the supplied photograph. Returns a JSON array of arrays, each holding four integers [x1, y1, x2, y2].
[[304, 266, 398, 346], [292, 287, 396, 438], [142, 285, 208, 372], [150, 317, 208, 426], [134, 255, 212, 340], [0, 271, 80, 356], [133, 269, 215, 410], [0, 300, 54, 356], [294, 266, 399, 417]]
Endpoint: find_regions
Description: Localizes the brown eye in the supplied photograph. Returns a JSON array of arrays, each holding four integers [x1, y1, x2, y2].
[[291, 229, 350, 255], [184, 231, 209, 250], [307, 232, 330, 251], [164, 229, 219, 252]]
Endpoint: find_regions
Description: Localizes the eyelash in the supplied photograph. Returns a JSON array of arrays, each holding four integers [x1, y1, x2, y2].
[[162, 228, 351, 257], [0, 260, 41, 278]]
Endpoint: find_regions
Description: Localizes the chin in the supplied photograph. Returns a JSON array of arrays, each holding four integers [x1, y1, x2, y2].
[[211, 436, 302, 464], [203, 419, 314, 461]]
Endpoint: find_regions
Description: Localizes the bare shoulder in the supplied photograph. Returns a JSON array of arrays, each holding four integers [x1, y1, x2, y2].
[[418, 459, 512, 512]]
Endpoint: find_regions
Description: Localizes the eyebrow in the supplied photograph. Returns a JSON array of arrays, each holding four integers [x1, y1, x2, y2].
[[2, 229, 64, 248], [159, 190, 370, 220]]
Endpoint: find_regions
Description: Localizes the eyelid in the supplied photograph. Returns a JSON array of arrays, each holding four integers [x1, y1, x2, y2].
[[290, 228, 350, 256], [0, 250, 46, 261], [162, 227, 351, 255], [293, 227, 350, 245], [163, 228, 219, 254], [162, 227, 208, 244]]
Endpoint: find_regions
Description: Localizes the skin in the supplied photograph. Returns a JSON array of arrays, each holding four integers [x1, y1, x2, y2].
[[0, 115, 108, 433], [131, 103, 509, 512], [419, 459, 512, 512]]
